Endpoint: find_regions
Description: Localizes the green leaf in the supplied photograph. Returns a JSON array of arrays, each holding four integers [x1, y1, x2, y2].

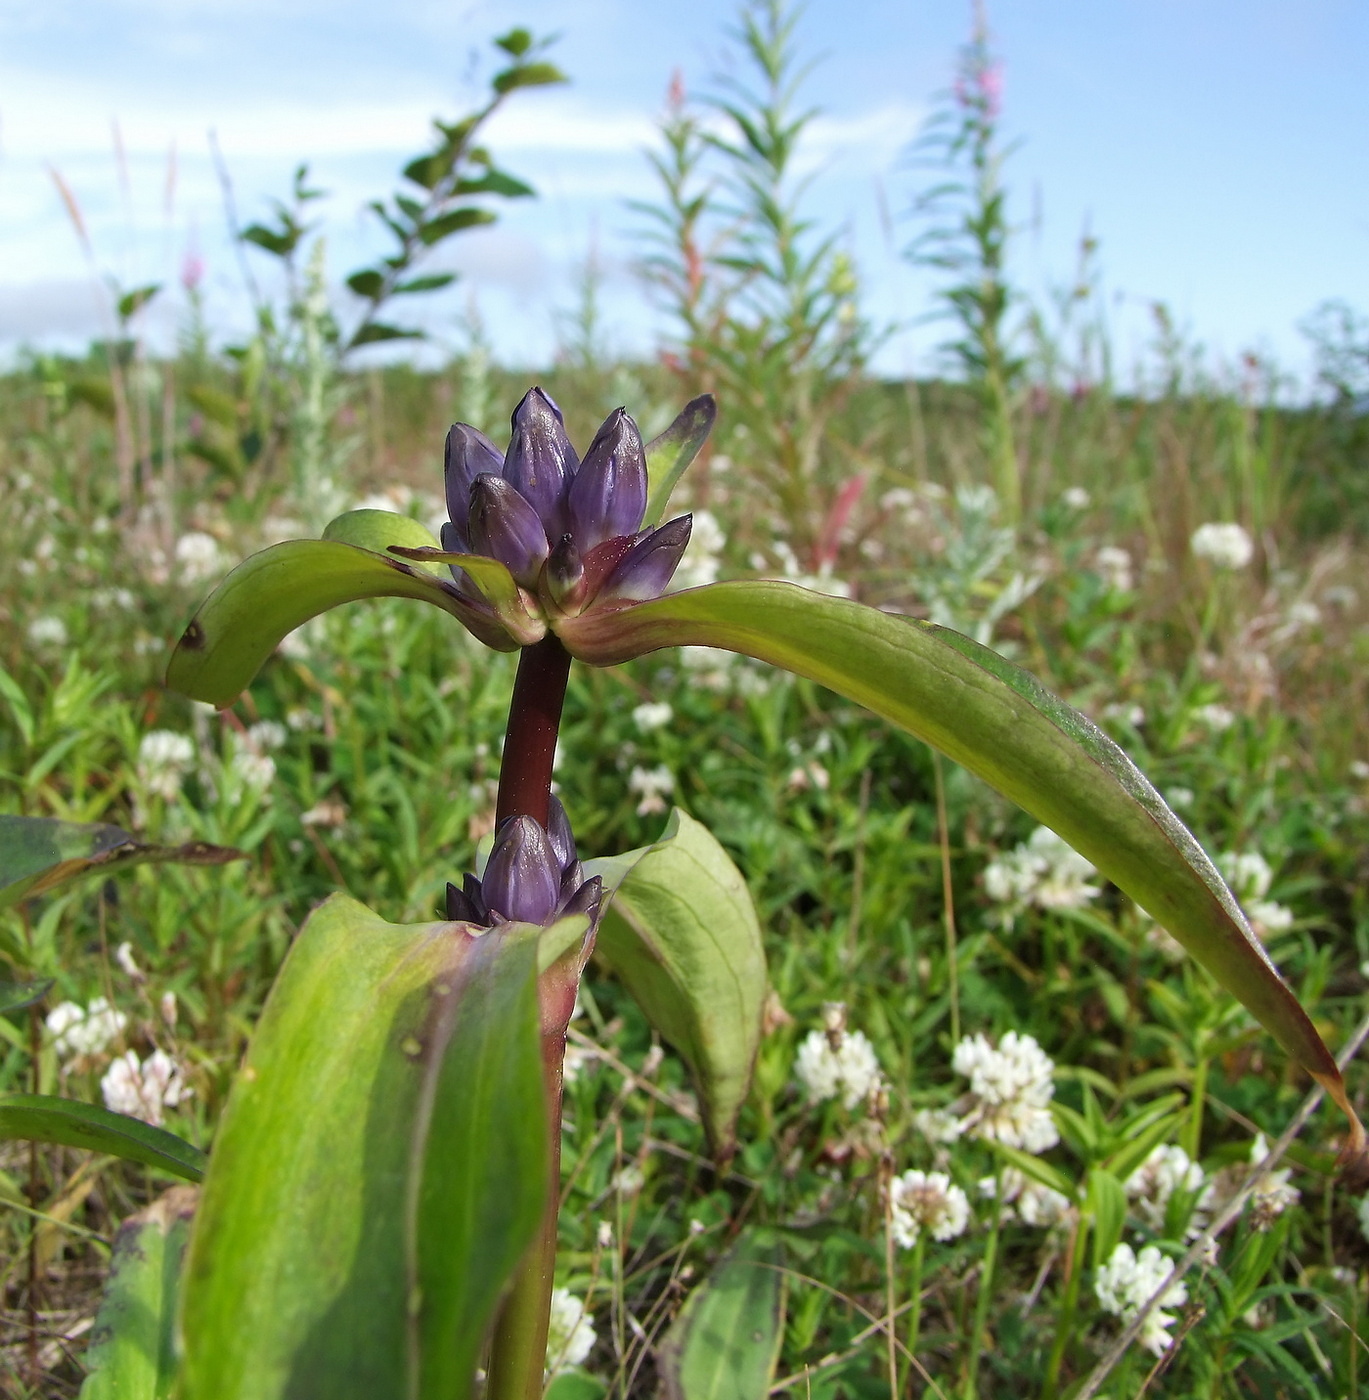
[[165, 538, 520, 709], [454, 171, 535, 199], [556, 580, 1348, 1117], [1103, 1110, 1186, 1183], [986, 1143, 1076, 1201], [351, 322, 423, 346], [0, 1096, 207, 1182], [322, 510, 444, 575], [393, 273, 457, 295], [492, 61, 568, 94], [0, 979, 54, 1015], [643, 396, 718, 528], [417, 208, 497, 246], [658, 1230, 784, 1399], [544, 1374, 606, 1400], [177, 895, 551, 1400], [241, 224, 297, 258], [585, 809, 765, 1161], [346, 269, 385, 299], [494, 27, 534, 57], [1087, 1167, 1128, 1272], [0, 814, 243, 909], [117, 284, 161, 321], [80, 1185, 198, 1400]]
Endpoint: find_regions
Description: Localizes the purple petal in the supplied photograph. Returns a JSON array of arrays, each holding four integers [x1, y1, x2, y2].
[[467, 475, 550, 588], [503, 387, 578, 540], [481, 816, 562, 924], [546, 794, 578, 873], [597, 515, 693, 604], [560, 874, 602, 922], [444, 424, 503, 538], [567, 408, 647, 549]]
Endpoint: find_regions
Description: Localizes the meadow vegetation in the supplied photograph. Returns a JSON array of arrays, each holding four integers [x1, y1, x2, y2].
[[4, 2, 1369, 1395]]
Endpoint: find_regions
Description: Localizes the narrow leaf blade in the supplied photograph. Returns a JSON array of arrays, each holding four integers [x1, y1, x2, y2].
[[0, 814, 242, 909], [557, 581, 1347, 1113], [0, 1095, 206, 1182]]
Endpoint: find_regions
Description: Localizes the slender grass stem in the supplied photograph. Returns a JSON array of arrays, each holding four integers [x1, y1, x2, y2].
[[963, 1167, 1002, 1399], [906, 1232, 928, 1382], [1040, 1212, 1090, 1400]]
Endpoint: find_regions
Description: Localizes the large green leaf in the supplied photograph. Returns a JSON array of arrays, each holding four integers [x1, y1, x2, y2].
[[586, 809, 765, 1160], [177, 894, 554, 1400], [165, 536, 519, 708], [0, 1095, 207, 1181], [557, 581, 1355, 1131], [80, 1185, 198, 1400], [0, 815, 241, 909], [658, 1229, 785, 1400]]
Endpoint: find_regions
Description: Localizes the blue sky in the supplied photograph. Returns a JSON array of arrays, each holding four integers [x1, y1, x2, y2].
[[0, 0, 1365, 384]]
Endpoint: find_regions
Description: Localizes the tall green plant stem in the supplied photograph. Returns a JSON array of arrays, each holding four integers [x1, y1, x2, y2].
[[963, 1167, 1002, 1399], [486, 635, 573, 1400], [1040, 1213, 1090, 1400]]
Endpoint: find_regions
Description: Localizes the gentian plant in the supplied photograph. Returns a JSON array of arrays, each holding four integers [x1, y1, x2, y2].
[[43, 389, 1363, 1396]]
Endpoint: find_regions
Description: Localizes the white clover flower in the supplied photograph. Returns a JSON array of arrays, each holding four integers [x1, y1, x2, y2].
[[978, 1167, 1073, 1228], [983, 827, 1099, 922], [1218, 851, 1274, 901], [232, 749, 277, 794], [175, 531, 226, 584], [1062, 486, 1091, 510], [631, 701, 674, 734], [951, 1031, 1059, 1153], [101, 1049, 190, 1127], [27, 615, 68, 648], [545, 1287, 595, 1373], [46, 998, 127, 1060], [1191, 522, 1254, 569], [1247, 1133, 1299, 1229], [1094, 545, 1134, 592], [1125, 1145, 1206, 1234], [889, 1170, 970, 1247], [628, 764, 674, 817], [793, 1027, 882, 1111], [1192, 703, 1235, 732], [670, 509, 725, 591], [1095, 1241, 1188, 1356], [912, 1107, 964, 1144], [247, 720, 288, 752], [138, 730, 195, 801]]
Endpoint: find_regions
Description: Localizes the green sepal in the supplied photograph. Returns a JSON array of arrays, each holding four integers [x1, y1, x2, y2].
[[643, 395, 717, 528]]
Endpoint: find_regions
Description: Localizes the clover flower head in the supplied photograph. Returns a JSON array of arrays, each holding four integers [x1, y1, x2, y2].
[[628, 764, 674, 817], [978, 1166, 1073, 1228], [175, 531, 226, 584], [1246, 1133, 1299, 1229], [951, 1030, 1059, 1153], [545, 1286, 595, 1373], [794, 1021, 882, 1111], [982, 827, 1099, 923], [1094, 545, 1134, 592], [46, 998, 127, 1060], [1095, 1241, 1188, 1356], [631, 701, 673, 734], [444, 795, 602, 932], [101, 1048, 190, 1127], [1191, 521, 1254, 569], [138, 730, 195, 801], [1125, 1144, 1206, 1235], [889, 1169, 970, 1247]]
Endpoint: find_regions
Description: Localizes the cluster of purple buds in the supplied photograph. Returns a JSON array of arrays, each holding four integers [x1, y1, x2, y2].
[[445, 796, 602, 930], [442, 388, 692, 619]]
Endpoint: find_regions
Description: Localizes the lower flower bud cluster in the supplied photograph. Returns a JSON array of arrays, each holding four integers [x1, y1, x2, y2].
[[445, 795, 602, 931]]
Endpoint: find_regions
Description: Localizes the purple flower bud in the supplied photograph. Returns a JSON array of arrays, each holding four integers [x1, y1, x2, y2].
[[598, 515, 693, 604], [444, 424, 503, 545], [503, 387, 578, 541], [468, 474, 550, 588], [567, 408, 647, 550], [561, 875, 602, 922], [544, 533, 586, 612], [481, 816, 562, 925], [546, 794, 578, 873]]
